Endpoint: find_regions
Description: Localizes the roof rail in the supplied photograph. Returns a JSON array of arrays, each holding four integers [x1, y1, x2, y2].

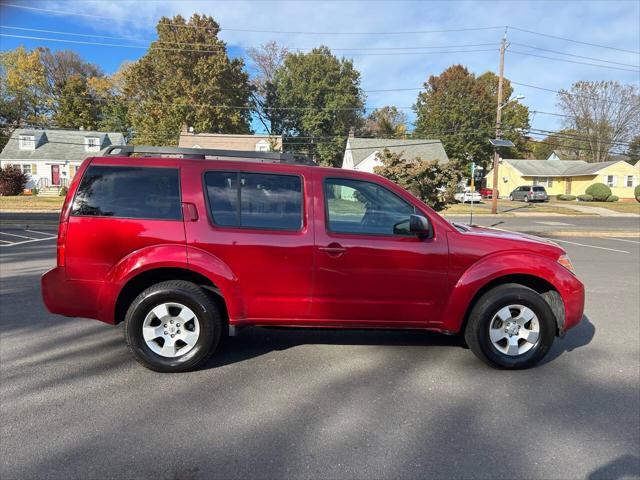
[[102, 145, 316, 165]]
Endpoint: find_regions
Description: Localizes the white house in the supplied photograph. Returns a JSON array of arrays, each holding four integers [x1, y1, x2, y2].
[[0, 128, 125, 190], [342, 137, 450, 173], [178, 128, 283, 152]]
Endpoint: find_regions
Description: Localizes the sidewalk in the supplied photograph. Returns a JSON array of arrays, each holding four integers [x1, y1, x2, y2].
[[555, 203, 640, 217]]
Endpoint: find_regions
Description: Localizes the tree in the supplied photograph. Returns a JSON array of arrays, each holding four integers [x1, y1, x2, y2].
[[414, 65, 530, 169], [0, 47, 49, 149], [267, 46, 365, 166], [373, 149, 462, 211], [53, 75, 100, 129], [39, 48, 102, 100], [530, 128, 588, 160], [625, 135, 640, 163], [362, 106, 408, 138], [90, 64, 132, 136], [247, 41, 289, 134], [124, 14, 253, 145], [557, 81, 640, 162]]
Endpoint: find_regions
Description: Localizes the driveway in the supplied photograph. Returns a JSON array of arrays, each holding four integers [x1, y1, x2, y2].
[[1, 226, 638, 479]]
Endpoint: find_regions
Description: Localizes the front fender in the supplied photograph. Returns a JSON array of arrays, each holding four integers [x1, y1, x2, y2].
[[440, 251, 578, 334]]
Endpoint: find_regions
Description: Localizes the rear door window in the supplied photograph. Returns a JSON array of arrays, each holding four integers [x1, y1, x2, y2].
[[204, 171, 303, 231], [533, 186, 546, 192], [71, 165, 181, 220]]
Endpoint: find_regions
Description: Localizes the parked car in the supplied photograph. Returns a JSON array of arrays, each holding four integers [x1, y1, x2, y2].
[[478, 187, 498, 199], [42, 146, 584, 372], [509, 185, 548, 202], [454, 187, 482, 203]]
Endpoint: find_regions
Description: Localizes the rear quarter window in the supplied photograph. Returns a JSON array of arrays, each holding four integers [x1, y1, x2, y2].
[[204, 171, 302, 231], [71, 165, 182, 220]]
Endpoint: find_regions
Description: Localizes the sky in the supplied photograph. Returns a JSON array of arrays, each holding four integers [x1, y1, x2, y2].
[[1, 0, 639, 139]]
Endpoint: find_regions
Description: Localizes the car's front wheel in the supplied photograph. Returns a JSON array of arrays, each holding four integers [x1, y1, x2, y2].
[[124, 280, 222, 372], [464, 284, 556, 369], [509, 195, 513, 201]]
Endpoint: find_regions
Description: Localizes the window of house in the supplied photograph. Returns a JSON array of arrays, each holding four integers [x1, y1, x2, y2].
[[19, 135, 35, 150], [22, 164, 31, 175], [547, 178, 554, 187], [85, 137, 100, 152], [625, 175, 635, 188], [204, 171, 302, 230], [255, 140, 270, 152], [71, 166, 181, 219], [604, 175, 616, 187], [324, 178, 415, 236]]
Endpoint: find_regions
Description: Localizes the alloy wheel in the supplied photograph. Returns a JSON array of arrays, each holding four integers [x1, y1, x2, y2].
[[142, 302, 200, 358], [488, 304, 540, 356]]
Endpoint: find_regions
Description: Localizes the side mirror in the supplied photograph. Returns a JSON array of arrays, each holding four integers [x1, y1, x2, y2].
[[409, 214, 432, 239]]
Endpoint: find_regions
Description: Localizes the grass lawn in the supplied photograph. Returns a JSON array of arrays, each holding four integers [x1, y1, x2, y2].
[[443, 199, 586, 215], [0, 195, 65, 211]]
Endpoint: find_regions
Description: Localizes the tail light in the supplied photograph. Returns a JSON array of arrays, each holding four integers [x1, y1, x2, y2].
[[56, 221, 68, 267]]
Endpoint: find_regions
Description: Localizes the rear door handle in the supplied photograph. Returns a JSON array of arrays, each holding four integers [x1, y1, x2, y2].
[[319, 243, 346, 257]]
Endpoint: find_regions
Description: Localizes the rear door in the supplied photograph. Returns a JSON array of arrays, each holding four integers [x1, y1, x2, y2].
[[182, 163, 314, 323], [65, 159, 186, 282]]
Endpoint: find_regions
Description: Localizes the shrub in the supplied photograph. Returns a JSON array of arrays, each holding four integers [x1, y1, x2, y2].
[[558, 194, 576, 201], [585, 182, 612, 201], [577, 194, 593, 202], [59, 186, 68, 196], [374, 149, 462, 211], [0, 165, 28, 196], [606, 195, 619, 202], [635, 185, 640, 203]]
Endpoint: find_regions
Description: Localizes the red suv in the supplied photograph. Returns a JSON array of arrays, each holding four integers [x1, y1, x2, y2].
[[42, 146, 584, 372]]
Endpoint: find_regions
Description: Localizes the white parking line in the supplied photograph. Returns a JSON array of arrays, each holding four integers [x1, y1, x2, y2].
[[601, 237, 640, 245], [0, 236, 57, 247], [0, 231, 34, 240], [0, 239, 12, 244], [553, 238, 630, 254], [25, 229, 57, 238]]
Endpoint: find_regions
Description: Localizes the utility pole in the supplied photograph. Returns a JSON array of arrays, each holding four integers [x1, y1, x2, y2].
[[491, 28, 507, 215]]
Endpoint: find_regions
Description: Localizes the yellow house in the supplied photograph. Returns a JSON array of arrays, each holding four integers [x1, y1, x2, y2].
[[485, 158, 640, 200]]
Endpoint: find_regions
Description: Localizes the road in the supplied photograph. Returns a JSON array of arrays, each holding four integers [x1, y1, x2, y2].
[[1, 223, 639, 479]]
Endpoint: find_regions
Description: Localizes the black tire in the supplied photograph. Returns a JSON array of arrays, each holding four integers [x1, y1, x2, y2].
[[124, 280, 222, 372], [464, 283, 556, 369], [509, 195, 513, 201], [524, 196, 529, 203]]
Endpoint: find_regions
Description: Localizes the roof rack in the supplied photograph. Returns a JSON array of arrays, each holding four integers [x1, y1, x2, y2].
[[102, 145, 316, 165]]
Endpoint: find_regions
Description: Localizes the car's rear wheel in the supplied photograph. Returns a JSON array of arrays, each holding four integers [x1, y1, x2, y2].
[[124, 280, 222, 372], [508, 195, 513, 201], [464, 283, 556, 369]]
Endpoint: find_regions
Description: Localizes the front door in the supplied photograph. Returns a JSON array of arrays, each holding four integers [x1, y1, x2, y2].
[[51, 165, 60, 185], [311, 174, 450, 327], [565, 178, 572, 194]]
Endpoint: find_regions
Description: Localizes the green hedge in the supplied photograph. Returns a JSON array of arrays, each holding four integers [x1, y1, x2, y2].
[[585, 183, 612, 201], [635, 185, 640, 203], [558, 194, 576, 201], [606, 195, 619, 202], [577, 194, 593, 202]]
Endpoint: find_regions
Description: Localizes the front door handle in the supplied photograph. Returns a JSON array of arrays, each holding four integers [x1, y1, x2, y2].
[[319, 243, 346, 257]]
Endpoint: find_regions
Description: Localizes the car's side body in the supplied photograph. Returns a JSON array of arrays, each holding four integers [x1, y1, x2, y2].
[[42, 155, 584, 340]]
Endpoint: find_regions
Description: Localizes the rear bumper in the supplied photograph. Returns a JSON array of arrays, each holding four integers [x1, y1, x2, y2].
[[41, 267, 104, 321]]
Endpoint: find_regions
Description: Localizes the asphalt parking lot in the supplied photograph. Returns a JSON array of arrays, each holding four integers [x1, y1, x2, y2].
[[1, 221, 639, 480]]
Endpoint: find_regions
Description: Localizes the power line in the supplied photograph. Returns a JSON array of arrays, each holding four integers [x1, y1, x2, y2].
[[508, 49, 640, 73], [0, 33, 498, 57], [511, 81, 638, 106], [508, 26, 640, 55], [2, 4, 504, 35], [510, 42, 640, 68], [0, 25, 499, 52]]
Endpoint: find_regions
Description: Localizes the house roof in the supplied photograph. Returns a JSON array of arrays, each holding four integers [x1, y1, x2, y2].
[[0, 128, 125, 162], [502, 159, 626, 177], [346, 137, 449, 167]]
